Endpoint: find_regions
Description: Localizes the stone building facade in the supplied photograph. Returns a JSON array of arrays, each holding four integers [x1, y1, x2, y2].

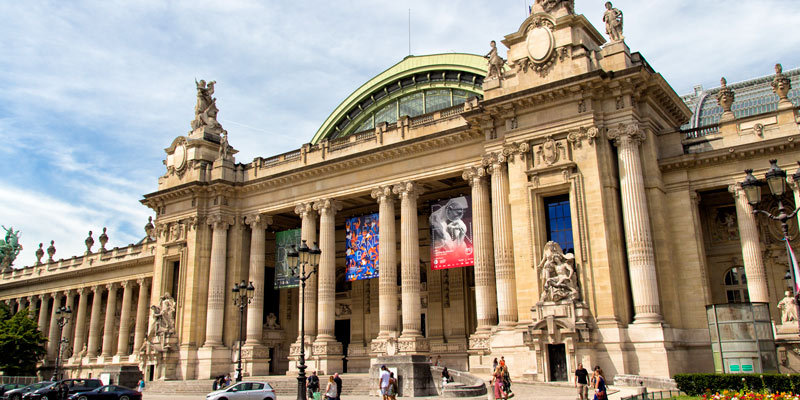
[[2, 0, 800, 383]]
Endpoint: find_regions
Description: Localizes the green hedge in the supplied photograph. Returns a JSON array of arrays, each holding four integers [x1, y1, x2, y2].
[[674, 374, 800, 396]]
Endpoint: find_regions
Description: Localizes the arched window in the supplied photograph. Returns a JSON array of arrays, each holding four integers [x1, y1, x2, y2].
[[724, 267, 750, 303]]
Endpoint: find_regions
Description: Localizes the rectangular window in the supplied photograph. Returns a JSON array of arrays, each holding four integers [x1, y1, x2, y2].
[[544, 194, 574, 254]]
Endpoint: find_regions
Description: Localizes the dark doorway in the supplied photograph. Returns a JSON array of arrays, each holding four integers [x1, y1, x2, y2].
[[147, 365, 155, 381], [548, 344, 568, 381], [269, 348, 275, 374], [334, 320, 350, 373]]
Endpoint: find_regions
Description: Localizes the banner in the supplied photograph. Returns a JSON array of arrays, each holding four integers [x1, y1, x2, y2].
[[345, 213, 380, 281], [274, 228, 302, 289], [430, 195, 474, 270]]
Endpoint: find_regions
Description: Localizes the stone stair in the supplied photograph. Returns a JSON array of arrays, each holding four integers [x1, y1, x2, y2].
[[145, 374, 372, 396]]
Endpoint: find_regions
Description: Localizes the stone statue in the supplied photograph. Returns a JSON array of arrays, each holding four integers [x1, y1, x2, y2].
[[218, 130, 230, 160], [147, 292, 176, 348], [484, 41, 505, 80], [603, 2, 624, 42], [144, 216, 155, 241], [265, 312, 280, 329], [0, 226, 23, 271], [191, 79, 224, 134], [778, 291, 798, 324], [537, 241, 579, 302]]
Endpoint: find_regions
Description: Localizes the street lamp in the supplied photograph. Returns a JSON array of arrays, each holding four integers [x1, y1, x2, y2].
[[52, 305, 72, 381], [232, 280, 255, 383], [288, 240, 321, 400], [740, 159, 800, 333]]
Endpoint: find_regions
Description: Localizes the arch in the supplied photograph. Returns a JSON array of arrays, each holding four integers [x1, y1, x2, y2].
[[723, 266, 749, 303], [311, 54, 488, 145]]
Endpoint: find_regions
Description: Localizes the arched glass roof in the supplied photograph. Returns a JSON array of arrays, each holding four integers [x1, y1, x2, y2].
[[681, 67, 800, 130], [311, 53, 488, 144]]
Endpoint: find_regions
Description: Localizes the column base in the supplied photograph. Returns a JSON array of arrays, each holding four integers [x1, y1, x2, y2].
[[197, 345, 231, 379], [287, 340, 317, 373], [311, 340, 343, 375], [397, 336, 429, 354], [370, 355, 437, 397], [633, 313, 663, 324], [241, 344, 271, 377]]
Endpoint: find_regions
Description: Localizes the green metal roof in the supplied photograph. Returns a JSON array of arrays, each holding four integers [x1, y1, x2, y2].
[[311, 53, 488, 144]]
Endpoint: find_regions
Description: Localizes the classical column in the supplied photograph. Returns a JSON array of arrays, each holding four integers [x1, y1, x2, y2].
[[72, 288, 89, 357], [101, 283, 119, 357], [730, 184, 770, 303], [484, 153, 519, 327], [204, 214, 232, 347], [463, 166, 498, 331], [26, 295, 36, 315], [607, 123, 662, 323], [314, 199, 342, 342], [86, 286, 104, 358], [46, 293, 62, 359], [393, 182, 425, 345], [61, 290, 76, 351], [245, 213, 272, 345], [294, 203, 318, 342], [116, 280, 134, 356], [133, 278, 150, 353], [37, 294, 49, 335], [372, 186, 398, 339]]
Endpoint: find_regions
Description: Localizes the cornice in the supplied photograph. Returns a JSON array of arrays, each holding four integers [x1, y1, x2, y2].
[[0, 254, 155, 291], [659, 134, 800, 172]]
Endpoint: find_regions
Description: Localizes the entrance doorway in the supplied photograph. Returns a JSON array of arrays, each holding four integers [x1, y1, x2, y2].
[[335, 320, 350, 373], [548, 344, 567, 381]]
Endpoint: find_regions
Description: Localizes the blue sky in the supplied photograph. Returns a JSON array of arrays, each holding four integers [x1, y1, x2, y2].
[[1, 0, 799, 266]]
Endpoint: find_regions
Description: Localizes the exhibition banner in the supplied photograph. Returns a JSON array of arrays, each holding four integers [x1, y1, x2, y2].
[[345, 213, 380, 281], [274, 228, 301, 289], [429, 195, 474, 270]]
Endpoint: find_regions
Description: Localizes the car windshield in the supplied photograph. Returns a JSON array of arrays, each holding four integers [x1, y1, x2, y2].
[[30, 382, 54, 390]]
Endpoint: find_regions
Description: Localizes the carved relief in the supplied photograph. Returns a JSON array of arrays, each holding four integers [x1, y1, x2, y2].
[[335, 303, 352, 317], [710, 206, 739, 243], [532, 136, 569, 170], [533, 0, 574, 14], [536, 241, 580, 302], [778, 291, 799, 324]]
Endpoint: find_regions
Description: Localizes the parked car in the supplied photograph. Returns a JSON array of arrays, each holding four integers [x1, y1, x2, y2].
[[68, 385, 141, 400], [206, 381, 276, 400], [0, 385, 28, 397], [4, 382, 54, 400], [24, 380, 102, 400]]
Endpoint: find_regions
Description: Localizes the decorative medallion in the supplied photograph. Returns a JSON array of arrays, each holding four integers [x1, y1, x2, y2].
[[174, 142, 187, 171], [540, 136, 559, 165], [526, 25, 554, 64]]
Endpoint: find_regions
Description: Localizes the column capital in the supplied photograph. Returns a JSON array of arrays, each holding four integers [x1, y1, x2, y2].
[[728, 183, 745, 198], [76, 287, 88, 296], [294, 202, 317, 219], [38, 293, 49, 300], [63, 289, 76, 298], [245, 213, 272, 230], [90, 285, 103, 294], [313, 198, 342, 216], [207, 214, 234, 231], [121, 280, 135, 290], [105, 282, 118, 291], [482, 152, 508, 172], [136, 277, 151, 287], [371, 186, 395, 203], [462, 166, 488, 185], [607, 122, 645, 147], [392, 181, 424, 199]]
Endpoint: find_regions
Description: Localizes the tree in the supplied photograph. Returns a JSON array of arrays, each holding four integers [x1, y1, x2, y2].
[[0, 303, 47, 376]]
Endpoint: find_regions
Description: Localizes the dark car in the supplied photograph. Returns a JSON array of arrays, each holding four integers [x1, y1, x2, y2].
[[67, 386, 141, 400], [24, 380, 102, 400], [0, 386, 28, 397], [4, 382, 54, 400]]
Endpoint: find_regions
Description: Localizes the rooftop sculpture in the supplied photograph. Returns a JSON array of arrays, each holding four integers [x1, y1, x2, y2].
[[191, 79, 224, 134], [0, 226, 23, 271], [603, 2, 624, 42]]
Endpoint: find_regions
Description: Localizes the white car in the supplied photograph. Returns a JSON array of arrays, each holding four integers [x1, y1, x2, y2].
[[206, 382, 276, 400]]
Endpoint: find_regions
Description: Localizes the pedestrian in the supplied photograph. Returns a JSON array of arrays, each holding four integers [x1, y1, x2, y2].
[[491, 366, 506, 400], [378, 365, 391, 400], [388, 371, 398, 400], [224, 374, 231, 388], [575, 363, 589, 400], [492, 358, 498, 371], [333, 373, 342, 400], [325, 376, 337, 400], [435, 355, 442, 366], [442, 367, 453, 386], [593, 368, 607, 400], [58, 382, 68, 400], [307, 371, 320, 400], [589, 366, 599, 390], [502, 365, 513, 398], [212, 378, 218, 391], [137, 379, 145, 393]]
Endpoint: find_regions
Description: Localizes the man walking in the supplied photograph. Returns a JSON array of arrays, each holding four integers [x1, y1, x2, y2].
[[378, 365, 391, 400], [575, 363, 589, 400], [307, 370, 320, 400], [333, 373, 342, 400]]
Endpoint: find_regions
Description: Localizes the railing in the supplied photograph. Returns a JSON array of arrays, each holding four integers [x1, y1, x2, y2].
[[441, 103, 466, 118], [683, 124, 720, 139], [621, 390, 685, 400]]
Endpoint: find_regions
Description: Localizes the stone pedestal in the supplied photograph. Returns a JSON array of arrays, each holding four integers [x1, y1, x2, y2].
[[242, 344, 271, 377], [197, 346, 231, 379], [370, 355, 437, 397], [600, 40, 631, 71], [312, 342, 344, 375]]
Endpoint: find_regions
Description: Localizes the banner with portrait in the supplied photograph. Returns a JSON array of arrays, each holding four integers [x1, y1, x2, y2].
[[274, 228, 301, 289], [345, 213, 380, 281], [430, 195, 474, 270]]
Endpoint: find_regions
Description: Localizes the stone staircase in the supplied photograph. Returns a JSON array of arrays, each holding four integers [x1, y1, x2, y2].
[[146, 374, 372, 396]]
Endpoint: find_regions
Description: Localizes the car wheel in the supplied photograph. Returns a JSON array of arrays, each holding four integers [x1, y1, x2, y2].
[[119, 396, 129, 400], [12, 394, 20, 400], [78, 396, 89, 400]]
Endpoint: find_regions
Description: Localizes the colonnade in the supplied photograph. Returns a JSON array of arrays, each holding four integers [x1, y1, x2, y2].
[[2, 278, 152, 364]]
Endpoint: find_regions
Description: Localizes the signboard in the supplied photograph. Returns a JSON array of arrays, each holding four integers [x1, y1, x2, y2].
[[345, 213, 380, 281], [429, 195, 474, 270], [274, 229, 301, 289]]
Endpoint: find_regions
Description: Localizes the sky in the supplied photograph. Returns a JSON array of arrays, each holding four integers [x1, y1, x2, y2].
[[1, 0, 799, 267]]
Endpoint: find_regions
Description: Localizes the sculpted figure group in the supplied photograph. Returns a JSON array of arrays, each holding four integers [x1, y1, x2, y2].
[[537, 241, 580, 302], [141, 293, 177, 355], [191, 79, 224, 134], [0, 226, 22, 271]]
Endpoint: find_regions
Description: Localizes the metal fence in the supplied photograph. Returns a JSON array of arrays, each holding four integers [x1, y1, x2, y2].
[[621, 390, 685, 400], [0, 377, 38, 385]]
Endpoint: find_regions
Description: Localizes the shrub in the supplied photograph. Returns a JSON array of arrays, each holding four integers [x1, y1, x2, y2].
[[674, 374, 800, 396]]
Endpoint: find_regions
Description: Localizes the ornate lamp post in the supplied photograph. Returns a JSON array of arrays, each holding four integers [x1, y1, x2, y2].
[[52, 305, 72, 381], [740, 159, 800, 332], [288, 240, 321, 400], [232, 280, 255, 383]]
